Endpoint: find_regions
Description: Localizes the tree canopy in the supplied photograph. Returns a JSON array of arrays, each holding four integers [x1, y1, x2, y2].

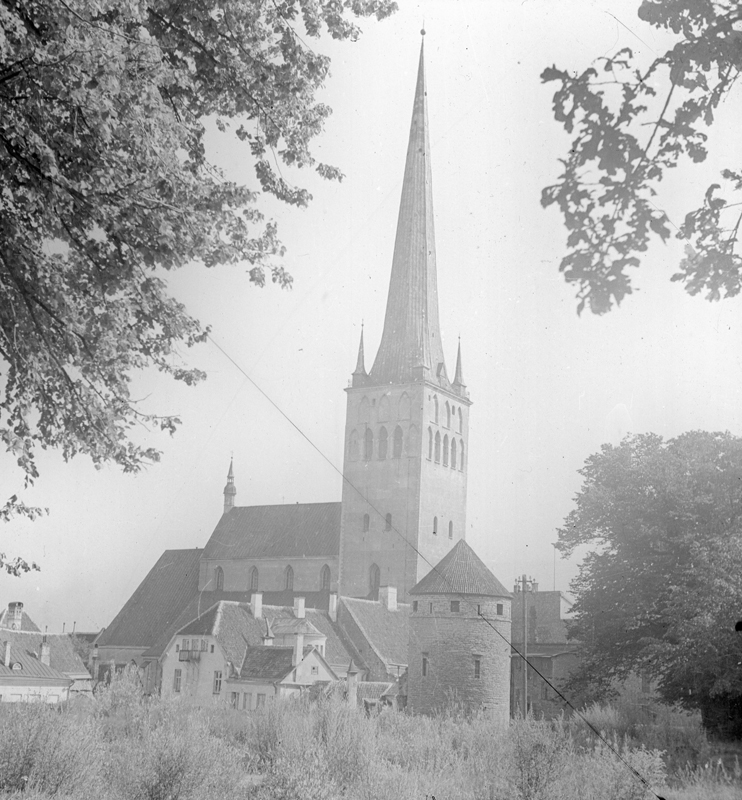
[[557, 431, 742, 735], [0, 0, 395, 562], [542, 0, 742, 314]]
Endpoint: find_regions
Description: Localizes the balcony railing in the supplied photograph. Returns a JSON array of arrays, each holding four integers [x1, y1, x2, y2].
[[178, 649, 201, 662]]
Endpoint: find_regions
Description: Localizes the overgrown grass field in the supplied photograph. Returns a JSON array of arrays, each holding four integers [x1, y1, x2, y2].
[[1, 672, 740, 800]]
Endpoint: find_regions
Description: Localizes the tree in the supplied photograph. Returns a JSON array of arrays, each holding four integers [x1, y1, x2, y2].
[[557, 431, 742, 736], [0, 0, 395, 570], [542, 0, 742, 314]]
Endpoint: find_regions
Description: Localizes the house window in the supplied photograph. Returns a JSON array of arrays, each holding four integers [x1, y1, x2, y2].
[[320, 564, 331, 591], [450, 600, 460, 613], [256, 693, 265, 707], [201, 639, 208, 651], [433, 516, 438, 535], [413, 601, 418, 612], [173, 669, 182, 693], [213, 671, 222, 694], [393, 425, 403, 458], [311, 665, 319, 676], [364, 428, 373, 460], [230, 692, 239, 709], [422, 654, 429, 677], [175, 644, 180, 653], [250, 567, 259, 592], [182, 639, 190, 650], [243, 692, 252, 710], [378, 426, 388, 459], [210, 644, 215, 653], [448, 520, 453, 539], [385, 513, 392, 531], [215, 567, 224, 591], [474, 657, 481, 679], [285, 565, 294, 591], [497, 603, 504, 616], [363, 513, 370, 532]]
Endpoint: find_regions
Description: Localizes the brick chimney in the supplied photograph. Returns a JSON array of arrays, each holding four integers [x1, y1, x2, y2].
[[293, 596, 305, 619], [378, 586, 397, 611], [3, 640, 10, 667], [328, 592, 338, 623], [40, 635, 50, 666], [250, 592, 263, 620], [292, 632, 304, 667]]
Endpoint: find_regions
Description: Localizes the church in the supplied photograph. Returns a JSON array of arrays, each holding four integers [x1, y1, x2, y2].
[[96, 37, 513, 720]]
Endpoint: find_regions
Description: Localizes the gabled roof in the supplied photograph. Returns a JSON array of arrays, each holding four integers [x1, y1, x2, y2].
[[271, 618, 321, 637], [410, 540, 511, 598], [0, 631, 81, 682], [97, 549, 201, 649], [341, 598, 410, 669], [357, 681, 394, 702], [202, 503, 340, 561], [236, 647, 295, 681], [0, 608, 40, 632]]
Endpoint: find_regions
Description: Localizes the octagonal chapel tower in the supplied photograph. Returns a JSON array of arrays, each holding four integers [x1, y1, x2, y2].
[[338, 39, 471, 602]]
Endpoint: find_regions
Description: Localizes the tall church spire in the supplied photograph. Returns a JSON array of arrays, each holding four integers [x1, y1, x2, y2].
[[352, 325, 367, 386], [223, 458, 236, 515], [453, 339, 465, 389], [369, 36, 447, 386]]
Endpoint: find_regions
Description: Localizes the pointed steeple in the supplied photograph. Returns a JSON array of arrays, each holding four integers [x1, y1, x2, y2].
[[351, 325, 367, 387], [223, 458, 236, 515], [369, 36, 447, 386], [453, 338, 465, 389]]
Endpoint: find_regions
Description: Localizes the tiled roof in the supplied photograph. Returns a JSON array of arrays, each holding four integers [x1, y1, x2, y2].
[[410, 540, 511, 598], [271, 618, 321, 636], [303, 611, 354, 669], [202, 503, 340, 560], [357, 682, 394, 702], [0, 608, 41, 632], [0, 632, 82, 682], [97, 549, 201, 648], [236, 647, 294, 681], [341, 598, 410, 668]]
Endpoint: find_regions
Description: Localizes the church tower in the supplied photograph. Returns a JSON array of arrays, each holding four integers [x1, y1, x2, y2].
[[338, 37, 471, 602]]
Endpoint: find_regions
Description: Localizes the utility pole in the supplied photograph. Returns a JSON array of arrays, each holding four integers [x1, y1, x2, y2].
[[515, 574, 533, 716]]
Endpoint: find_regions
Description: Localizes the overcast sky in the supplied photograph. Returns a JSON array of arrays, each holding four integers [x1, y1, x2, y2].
[[3, 0, 742, 633]]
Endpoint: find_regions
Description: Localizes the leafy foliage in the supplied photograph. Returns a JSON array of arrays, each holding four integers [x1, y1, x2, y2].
[[557, 431, 742, 734], [542, 1, 742, 314], [0, 0, 395, 505]]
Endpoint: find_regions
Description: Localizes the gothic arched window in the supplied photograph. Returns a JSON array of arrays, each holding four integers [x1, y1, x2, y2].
[[393, 426, 403, 458], [408, 424, 419, 456], [433, 395, 439, 423], [446, 402, 451, 428], [434, 431, 441, 463], [358, 396, 370, 423], [460, 439, 465, 471], [443, 435, 449, 466], [369, 563, 381, 599], [399, 393, 411, 420], [427, 427, 433, 460], [433, 516, 438, 536], [458, 408, 463, 434], [378, 395, 390, 422], [284, 565, 294, 591], [349, 430, 359, 461], [249, 567, 259, 592], [320, 564, 331, 591], [448, 521, 453, 539], [364, 429, 373, 461], [451, 438, 457, 470], [215, 567, 224, 591], [378, 426, 388, 460], [363, 513, 370, 532]]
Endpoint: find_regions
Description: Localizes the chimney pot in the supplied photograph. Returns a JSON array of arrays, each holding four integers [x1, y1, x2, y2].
[[4, 640, 10, 668], [328, 592, 338, 623], [293, 596, 305, 619], [250, 592, 263, 619], [40, 637, 50, 666], [378, 586, 397, 611]]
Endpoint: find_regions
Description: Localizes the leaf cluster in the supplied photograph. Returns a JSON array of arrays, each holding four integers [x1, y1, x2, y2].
[[558, 431, 742, 716], [542, 0, 742, 313], [0, 0, 396, 502]]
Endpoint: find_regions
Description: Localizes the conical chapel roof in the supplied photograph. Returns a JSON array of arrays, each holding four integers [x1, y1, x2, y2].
[[368, 38, 447, 386], [410, 540, 511, 598]]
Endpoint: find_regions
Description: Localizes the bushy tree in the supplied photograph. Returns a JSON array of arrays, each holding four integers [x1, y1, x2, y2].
[[0, 0, 395, 568], [542, 0, 742, 314], [557, 431, 742, 736]]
